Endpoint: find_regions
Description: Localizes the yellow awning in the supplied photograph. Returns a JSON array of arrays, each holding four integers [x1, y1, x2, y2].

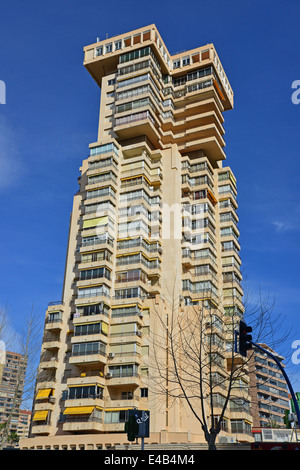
[[83, 216, 109, 230], [121, 174, 151, 185], [63, 406, 95, 415], [33, 410, 49, 421], [213, 78, 225, 101], [105, 407, 133, 412], [207, 188, 218, 205], [36, 388, 52, 399], [77, 301, 109, 307], [68, 383, 104, 389], [102, 322, 109, 335], [111, 303, 139, 309], [116, 251, 140, 257]]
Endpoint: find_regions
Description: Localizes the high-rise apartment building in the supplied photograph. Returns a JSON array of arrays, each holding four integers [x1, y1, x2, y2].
[[18, 409, 31, 441], [0, 351, 27, 436], [21, 25, 252, 450], [249, 344, 290, 429]]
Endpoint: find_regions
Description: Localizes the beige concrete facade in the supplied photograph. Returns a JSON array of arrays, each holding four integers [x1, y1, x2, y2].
[[21, 24, 253, 450], [248, 344, 290, 429]]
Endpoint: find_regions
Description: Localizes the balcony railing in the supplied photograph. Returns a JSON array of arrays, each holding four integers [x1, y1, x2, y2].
[[48, 301, 64, 307]]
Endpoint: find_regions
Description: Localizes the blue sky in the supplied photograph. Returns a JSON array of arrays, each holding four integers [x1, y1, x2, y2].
[[0, 0, 300, 391]]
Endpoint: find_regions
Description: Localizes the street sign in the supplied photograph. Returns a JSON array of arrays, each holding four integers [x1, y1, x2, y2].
[[128, 409, 150, 438]]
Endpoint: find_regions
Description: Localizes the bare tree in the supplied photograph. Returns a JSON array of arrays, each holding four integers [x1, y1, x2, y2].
[[149, 283, 291, 450], [0, 307, 43, 449]]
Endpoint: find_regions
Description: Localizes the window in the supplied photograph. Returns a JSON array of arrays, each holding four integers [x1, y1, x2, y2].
[[120, 47, 151, 64], [75, 302, 110, 318], [110, 343, 137, 356], [105, 43, 112, 53], [121, 391, 134, 400], [105, 409, 129, 423], [85, 201, 115, 215], [95, 46, 103, 57], [88, 157, 118, 171], [111, 305, 141, 318], [89, 142, 119, 157], [81, 234, 114, 248], [114, 40, 122, 50], [140, 388, 148, 398], [81, 250, 112, 264], [86, 186, 116, 200], [231, 419, 251, 434], [79, 267, 111, 281], [74, 322, 108, 336], [108, 364, 138, 377], [72, 341, 106, 356], [47, 312, 62, 323], [110, 322, 137, 337], [211, 416, 228, 432], [114, 287, 147, 300], [68, 385, 103, 400], [116, 269, 147, 284], [77, 284, 110, 299]]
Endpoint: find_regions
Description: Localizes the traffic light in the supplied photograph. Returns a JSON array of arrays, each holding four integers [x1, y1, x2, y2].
[[125, 414, 139, 442], [239, 320, 252, 357]]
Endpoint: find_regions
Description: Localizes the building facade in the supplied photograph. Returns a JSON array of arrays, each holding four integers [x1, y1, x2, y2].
[[21, 25, 252, 450], [17, 409, 31, 441], [0, 351, 27, 437]]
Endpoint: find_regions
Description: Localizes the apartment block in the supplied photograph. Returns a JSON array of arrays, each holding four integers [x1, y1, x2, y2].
[[0, 351, 27, 436], [249, 344, 290, 429], [18, 409, 31, 440], [21, 24, 252, 450]]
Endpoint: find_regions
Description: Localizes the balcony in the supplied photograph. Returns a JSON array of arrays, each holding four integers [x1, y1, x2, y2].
[[48, 300, 64, 308], [105, 394, 140, 409], [63, 412, 103, 433], [42, 340, 61, 351], [64, 397, 104, 411], [107, 352, 142, 365], [75, 292, 110, 308], [69, 351, 107, 367], [31, 422, 52, 435], [67, 372, 105, 388], [106, 373, 140, 387], [31, 410, 52, 435], [45, 303, 64, 334], [73, 312, 109, 326], [34, 400, 55, 413], [114, 110, 161, 146], [39, 355, 59, 370]]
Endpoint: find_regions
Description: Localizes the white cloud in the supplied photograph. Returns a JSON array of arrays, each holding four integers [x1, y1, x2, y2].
[[272, 220, 289, 232], [272, 218, 299, 233]]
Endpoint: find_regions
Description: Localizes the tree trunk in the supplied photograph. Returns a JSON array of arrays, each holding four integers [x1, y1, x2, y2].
[[208, 435, 217, 450]]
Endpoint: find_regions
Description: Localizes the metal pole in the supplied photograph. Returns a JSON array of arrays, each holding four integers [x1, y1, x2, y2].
[[141, 436, 144, 450], [252, 341, 300, 436]]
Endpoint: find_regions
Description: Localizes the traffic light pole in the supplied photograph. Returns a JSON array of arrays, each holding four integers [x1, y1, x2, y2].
[[251, 341, 300, 433]]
